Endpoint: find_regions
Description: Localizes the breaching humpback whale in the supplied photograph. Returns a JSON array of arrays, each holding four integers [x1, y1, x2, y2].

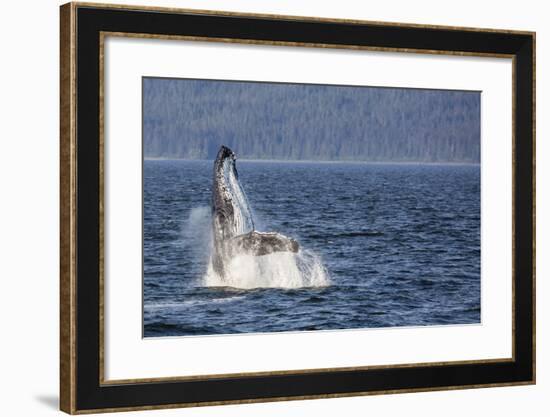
[[211, 145, 299, 278]]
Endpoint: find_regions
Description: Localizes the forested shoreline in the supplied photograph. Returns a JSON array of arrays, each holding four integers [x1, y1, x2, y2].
[[143, 78, 480, 163]]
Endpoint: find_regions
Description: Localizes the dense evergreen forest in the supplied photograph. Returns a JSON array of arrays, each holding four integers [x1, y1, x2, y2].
[[143, 78, 480, 162]]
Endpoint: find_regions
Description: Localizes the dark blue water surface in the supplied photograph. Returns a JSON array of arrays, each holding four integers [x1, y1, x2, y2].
[[143, 160, 480, 337]]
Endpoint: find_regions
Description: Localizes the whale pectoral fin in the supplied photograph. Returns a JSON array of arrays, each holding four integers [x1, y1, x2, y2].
[[232, 231, 299, 256]]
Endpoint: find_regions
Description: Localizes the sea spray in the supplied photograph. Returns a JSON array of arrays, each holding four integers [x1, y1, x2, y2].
[[203, 248, 330, 289], [180, 205, 330, 289], [180, 206, 212, 265], [182, 205, 330, 289]]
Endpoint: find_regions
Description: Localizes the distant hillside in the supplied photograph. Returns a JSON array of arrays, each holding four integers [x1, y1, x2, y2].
[[143, 78, 480, 163]]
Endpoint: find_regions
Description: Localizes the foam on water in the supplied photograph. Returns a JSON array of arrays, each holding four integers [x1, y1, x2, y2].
[[145, 296, 247, 310]]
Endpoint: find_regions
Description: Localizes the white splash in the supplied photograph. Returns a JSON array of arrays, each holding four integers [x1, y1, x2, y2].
[[182, 159, 331, 290], [202, 248, 330, 289], [181, 205, 331, 289]]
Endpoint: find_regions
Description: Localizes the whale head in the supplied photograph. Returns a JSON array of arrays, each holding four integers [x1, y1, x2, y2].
[[217, 145, 236, 162], [212, 145, 254, 240]]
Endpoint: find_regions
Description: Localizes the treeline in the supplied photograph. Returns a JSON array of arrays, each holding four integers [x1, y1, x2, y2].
[[143, 78, 480, 162]]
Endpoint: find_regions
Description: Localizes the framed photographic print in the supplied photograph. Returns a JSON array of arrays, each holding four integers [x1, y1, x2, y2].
[[59, 2, 536, 414]]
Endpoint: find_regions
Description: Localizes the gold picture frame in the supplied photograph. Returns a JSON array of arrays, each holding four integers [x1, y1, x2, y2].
[[60, 2, 535, 414]]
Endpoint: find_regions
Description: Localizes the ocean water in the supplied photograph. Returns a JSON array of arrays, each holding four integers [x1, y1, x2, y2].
[[143, 160, 480, 337]]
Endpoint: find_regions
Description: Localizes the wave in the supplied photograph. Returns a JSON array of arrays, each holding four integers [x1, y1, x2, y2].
[[145, 296, 247, 311], [308, 231, 384, 238]]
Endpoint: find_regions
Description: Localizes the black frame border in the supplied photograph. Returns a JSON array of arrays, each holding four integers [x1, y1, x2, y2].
[[61, 2, 535, 414]]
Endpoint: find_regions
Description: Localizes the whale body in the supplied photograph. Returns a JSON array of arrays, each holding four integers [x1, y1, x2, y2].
[[211, 145, 299, 278]]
